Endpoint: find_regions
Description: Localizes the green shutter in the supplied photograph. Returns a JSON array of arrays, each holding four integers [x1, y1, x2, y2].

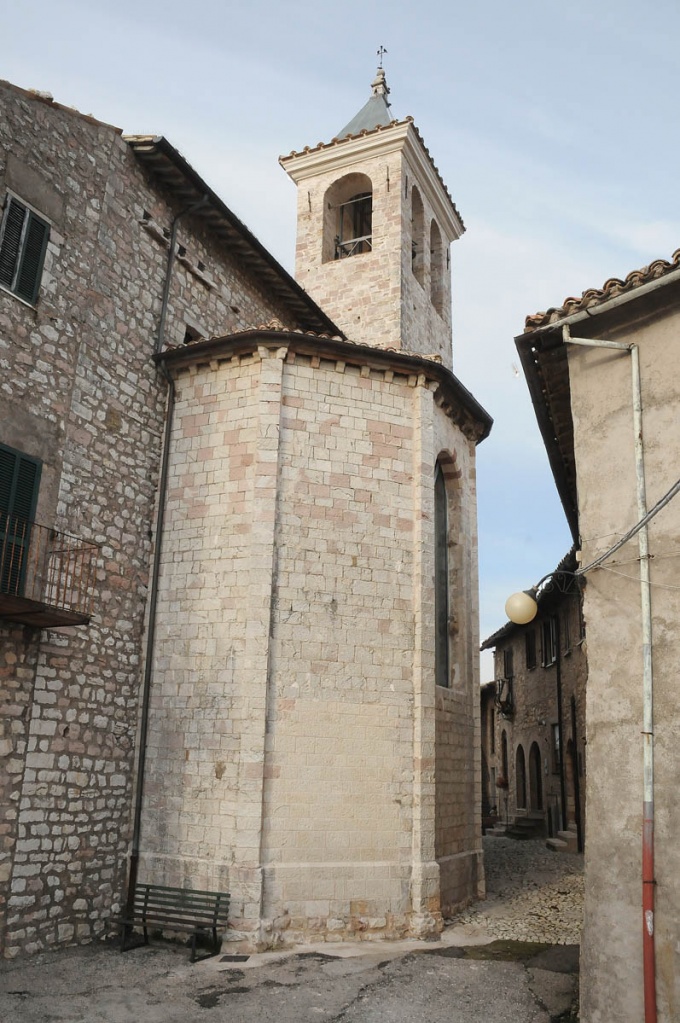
[[0, 197, 50, 304], [0, 198, 26, 290], [16, 212, 49, 304]]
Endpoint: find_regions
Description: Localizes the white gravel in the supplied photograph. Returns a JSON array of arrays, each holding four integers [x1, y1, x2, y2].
[[446, 837, 584, 946]]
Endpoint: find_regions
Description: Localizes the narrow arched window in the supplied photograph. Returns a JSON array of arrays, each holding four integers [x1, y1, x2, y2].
[[411, 186, 425, 286], [516, 745, 527, 809], [430, 220, 444, 315], [434, 462, 449, 687]]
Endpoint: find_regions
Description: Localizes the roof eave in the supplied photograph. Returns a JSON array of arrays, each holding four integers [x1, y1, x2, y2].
[[125, 135, 344, 339], [157, 329, 493, 443]]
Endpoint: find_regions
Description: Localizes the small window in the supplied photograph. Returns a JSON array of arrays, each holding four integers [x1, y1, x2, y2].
[[563, 611, 572, 654], [503, 648, 513, 678], [0, 443, 42, 596], [525, 628, 537, 669], [542, 616, 558, 666], [0, 195, 50, 304], [434, 463, 449, 687]]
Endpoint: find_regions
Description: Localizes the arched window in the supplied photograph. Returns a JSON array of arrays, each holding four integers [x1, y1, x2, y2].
[[411, 186, 425, 286], [516, 744, 527, 809], [434, 462, 449, 687], [430, 219, 444, 315], [529, 742, 543, 810], [323, 173, 373, 263]]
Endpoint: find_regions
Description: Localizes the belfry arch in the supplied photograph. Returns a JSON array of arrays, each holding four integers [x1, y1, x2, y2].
[[322, 173, 373, 263]]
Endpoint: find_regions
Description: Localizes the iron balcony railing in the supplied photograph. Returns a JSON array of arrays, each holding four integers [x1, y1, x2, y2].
[[0, 514, 98, 626]]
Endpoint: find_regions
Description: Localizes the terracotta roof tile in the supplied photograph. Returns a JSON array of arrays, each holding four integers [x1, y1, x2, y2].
[[280, 118, 464, 232], [525, 247, 680, 332]]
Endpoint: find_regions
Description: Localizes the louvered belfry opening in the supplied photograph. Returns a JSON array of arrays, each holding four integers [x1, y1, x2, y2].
[[0, 445, 97, 627]]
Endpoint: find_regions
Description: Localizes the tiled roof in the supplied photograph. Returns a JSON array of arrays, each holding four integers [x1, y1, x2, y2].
[[158, 328, 493, 442], [280, 118, 464, 232], [525, 247, 680, 332]]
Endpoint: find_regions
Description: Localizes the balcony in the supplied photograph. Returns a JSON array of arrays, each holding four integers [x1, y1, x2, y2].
[[0, 515, 98, 628]]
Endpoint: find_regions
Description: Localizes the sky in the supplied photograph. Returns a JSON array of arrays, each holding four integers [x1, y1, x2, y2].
[[4, 0, 679, 680]]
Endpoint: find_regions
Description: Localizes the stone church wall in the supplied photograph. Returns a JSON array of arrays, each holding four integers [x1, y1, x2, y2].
[[0, 82, 302, 956]]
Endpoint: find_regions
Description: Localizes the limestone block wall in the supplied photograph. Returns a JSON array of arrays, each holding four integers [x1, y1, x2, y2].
[[141, 337, 484, 948], [293, 151, 404, 350], [290, 144, 454, 367], [567, 305, 680, 1023], [400, 151, 454, 368], [431, 410, 483, 915], [0, 82, 303, 956]]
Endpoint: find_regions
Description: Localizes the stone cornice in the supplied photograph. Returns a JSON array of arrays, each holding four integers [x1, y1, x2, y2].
[[280, 121, 464, 242], [156, 330, 491, 442]]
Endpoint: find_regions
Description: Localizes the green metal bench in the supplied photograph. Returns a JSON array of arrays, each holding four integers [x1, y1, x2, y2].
[[120, 883, 230, 962]]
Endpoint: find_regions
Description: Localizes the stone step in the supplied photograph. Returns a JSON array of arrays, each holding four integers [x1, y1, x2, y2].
[[547, 828, 579, 853]]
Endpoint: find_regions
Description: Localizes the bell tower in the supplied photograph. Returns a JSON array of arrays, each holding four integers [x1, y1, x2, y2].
[[280, 68, 465, 370]]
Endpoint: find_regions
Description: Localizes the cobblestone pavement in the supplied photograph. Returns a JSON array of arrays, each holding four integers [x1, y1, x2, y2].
[[0, 838, 583, 1023], [447, 837, 584, 946]]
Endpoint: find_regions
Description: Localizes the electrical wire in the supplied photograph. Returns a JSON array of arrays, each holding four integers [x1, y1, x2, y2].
[[577, 476, 680, 577], [597, 565, 680, 591]]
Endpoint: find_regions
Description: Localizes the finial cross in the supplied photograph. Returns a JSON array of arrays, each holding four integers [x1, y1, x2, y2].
[[377, 45, 388, 69]]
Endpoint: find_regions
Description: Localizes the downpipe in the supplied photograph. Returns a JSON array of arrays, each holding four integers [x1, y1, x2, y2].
[[125, 196, 207, 915], [564, 327, 657, 1023]]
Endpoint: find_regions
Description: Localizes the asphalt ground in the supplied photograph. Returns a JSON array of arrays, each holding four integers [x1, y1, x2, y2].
[[0, 839, 583, 1022]]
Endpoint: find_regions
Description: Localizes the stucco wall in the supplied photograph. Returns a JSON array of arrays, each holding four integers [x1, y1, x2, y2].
[[567, 300, 680, 1023]]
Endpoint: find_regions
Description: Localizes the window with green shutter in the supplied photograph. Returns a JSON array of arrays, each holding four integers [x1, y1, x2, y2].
[[0, 444, 42, 595], [0, 195, 50, 305]]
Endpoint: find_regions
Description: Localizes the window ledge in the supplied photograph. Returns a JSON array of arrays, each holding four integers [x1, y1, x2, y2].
[[0, 283, 38, 310], [139, 216, 169, 246], [177, 254, 215, 290]]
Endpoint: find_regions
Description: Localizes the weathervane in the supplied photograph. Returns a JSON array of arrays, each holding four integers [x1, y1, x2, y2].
[[377, 45, 388, 69]]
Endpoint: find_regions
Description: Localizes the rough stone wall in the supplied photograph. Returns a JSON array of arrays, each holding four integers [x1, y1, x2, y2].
[[291, 144, 454, 367], [141, 342, 483, 948], [293, 151, 404, 350], [0, 82, 301, 957], [487, 596, 586, 839], [566, 302, 680, 1023]]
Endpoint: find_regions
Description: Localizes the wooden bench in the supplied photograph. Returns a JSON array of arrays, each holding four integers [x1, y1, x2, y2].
[[119, 883, 230, 962]]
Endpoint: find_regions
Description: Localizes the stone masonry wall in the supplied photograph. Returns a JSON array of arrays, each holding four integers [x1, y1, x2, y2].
[[432, 409, 483, 915], [489, 595, 587, 840], [0, 81, 302, 956], [291, 144, 454, 368], [140, 339, 483, 949]]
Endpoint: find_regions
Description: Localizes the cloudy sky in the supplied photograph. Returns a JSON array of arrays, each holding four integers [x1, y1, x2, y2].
[[5, 0, 679, 678]]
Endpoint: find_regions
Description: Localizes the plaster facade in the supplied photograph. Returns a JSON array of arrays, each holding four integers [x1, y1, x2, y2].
[[517, 267, 680, 1022]]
